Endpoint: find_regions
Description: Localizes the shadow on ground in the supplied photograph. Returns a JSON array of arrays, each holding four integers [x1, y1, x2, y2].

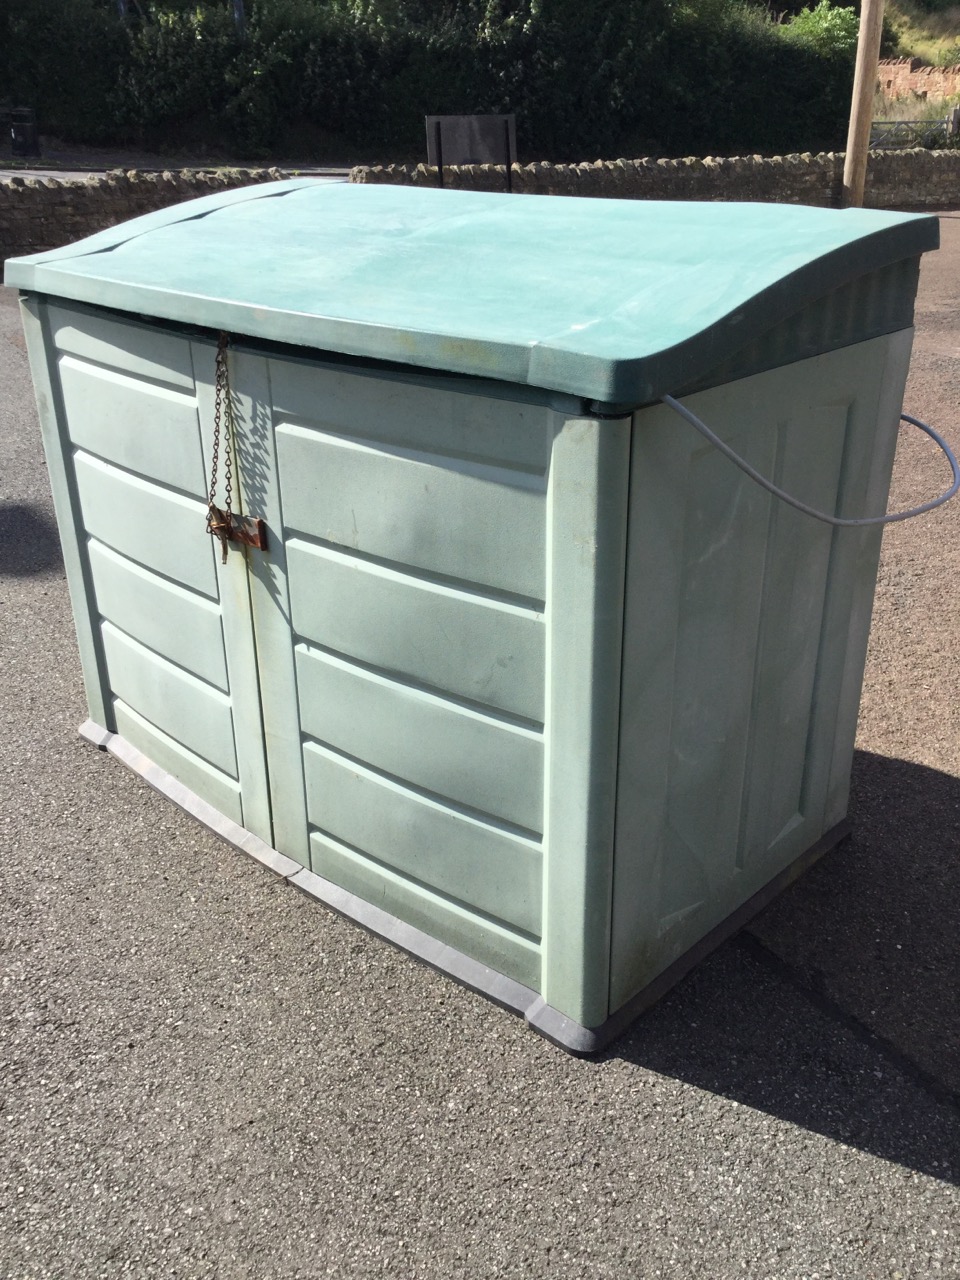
[[607, 750, 960, 1183], [1, 502, 63, 575]]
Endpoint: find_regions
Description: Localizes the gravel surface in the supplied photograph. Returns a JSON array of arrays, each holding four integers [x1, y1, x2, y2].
[[2, 215, 959, 1278]]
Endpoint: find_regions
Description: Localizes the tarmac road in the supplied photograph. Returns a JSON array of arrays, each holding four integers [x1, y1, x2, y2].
[[1, 214, 959, 1278], [0, 138, 352, 182]]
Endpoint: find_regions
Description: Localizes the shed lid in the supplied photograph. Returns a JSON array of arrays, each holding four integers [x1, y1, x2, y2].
[[5, 179, 938, 405]]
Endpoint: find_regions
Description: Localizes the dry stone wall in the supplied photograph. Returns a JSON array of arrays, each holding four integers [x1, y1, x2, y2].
[[351, 149, 960, 210], [352, 153, 843, 204], [1, 167, 283, 266], [4, 151, 960, 267]]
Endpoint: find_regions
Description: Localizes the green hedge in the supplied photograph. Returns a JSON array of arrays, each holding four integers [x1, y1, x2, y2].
[[1, 0, 129, 145], [0, 0, 857, 161]]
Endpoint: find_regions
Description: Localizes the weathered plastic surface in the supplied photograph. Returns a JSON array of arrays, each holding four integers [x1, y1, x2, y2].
[[5, 182, 938, 403], [21, 301, 271, 837], [13, 185, 934, 1040], [610, 328, 914, 1012], [19, 287, 915, 1034]]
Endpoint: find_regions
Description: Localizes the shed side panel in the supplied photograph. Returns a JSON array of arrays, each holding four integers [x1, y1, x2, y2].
[[610, 333, 910, 1011]]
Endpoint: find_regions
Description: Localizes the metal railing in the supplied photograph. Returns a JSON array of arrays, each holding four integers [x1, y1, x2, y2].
[[870, 107, 960, 150]]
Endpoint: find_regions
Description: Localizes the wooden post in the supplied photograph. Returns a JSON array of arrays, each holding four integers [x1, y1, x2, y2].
[[842, 0, 885, 208]]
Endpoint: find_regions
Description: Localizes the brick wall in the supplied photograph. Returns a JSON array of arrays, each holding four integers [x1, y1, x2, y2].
[[878, 57, 960, 100], [351, 149, 960, 209], [1, 167, 283, 266]]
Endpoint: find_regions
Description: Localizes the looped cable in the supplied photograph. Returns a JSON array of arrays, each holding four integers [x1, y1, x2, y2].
[[661, 395, 960, 528]]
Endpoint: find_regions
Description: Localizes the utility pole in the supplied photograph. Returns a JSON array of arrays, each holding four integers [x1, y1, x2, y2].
[[842, 0, 885, 208]]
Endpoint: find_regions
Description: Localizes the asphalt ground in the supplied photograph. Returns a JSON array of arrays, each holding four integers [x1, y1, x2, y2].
[[1, 215, 959, 1277]]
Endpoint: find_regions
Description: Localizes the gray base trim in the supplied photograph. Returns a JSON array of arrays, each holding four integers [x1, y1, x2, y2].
[[289, 867, 540, 1018], [80, 720, 112, 750], [79, 719, 302, 879], [79, 720, 850, 1056], [79, 721, 541, 1022]]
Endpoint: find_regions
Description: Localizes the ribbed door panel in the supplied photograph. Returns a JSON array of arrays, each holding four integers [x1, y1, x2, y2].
[[49, 308, 264, 835], [87, 540, 229, 692], [286, 540, 545, 722], [275, 423, 546, 601], [58, 354, 206, 496], [295, 645, 544, 833], [271, 364, 551, 962]]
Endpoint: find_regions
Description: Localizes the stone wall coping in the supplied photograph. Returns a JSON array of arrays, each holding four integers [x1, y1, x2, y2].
[[4, 153, 959, 267]]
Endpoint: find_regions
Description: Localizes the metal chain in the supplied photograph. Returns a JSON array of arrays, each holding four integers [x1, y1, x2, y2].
[[207, 332, 234, 562]]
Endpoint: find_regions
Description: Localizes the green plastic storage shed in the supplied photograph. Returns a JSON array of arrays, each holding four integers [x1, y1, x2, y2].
[[6, 181, 939, 1052]]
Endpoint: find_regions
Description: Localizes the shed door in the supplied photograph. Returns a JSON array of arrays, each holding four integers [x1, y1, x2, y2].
[[226, 346, 552, 988], [44, 306, 272, 841]]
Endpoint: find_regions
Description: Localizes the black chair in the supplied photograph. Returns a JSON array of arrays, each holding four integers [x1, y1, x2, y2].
[[425, 115, 517, 192], [1, 105, 40, 158]]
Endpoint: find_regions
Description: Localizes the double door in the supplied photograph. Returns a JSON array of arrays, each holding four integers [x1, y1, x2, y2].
[[31, 294, 896, 1035], [34, 301, 608, 999]]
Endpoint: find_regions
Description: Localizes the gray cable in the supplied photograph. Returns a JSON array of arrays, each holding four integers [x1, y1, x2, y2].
[[661, 395, 960, 528]]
